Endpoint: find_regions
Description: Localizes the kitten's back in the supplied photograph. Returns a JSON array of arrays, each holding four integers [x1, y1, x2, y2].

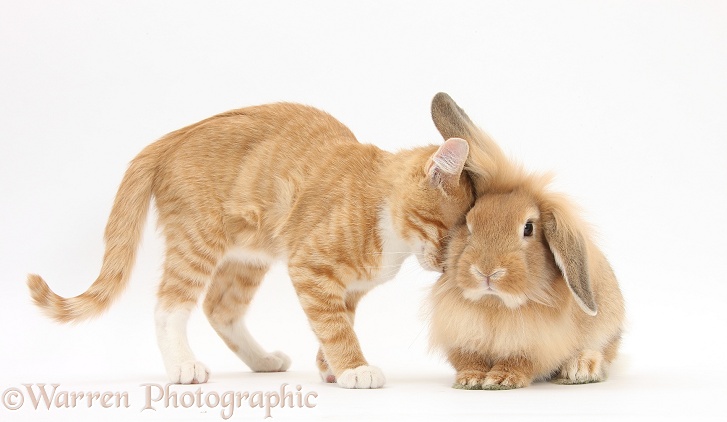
[[28, 102, 360, 322]]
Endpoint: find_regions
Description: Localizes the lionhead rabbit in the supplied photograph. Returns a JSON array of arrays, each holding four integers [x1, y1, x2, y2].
[[428, 93, 625, 389]]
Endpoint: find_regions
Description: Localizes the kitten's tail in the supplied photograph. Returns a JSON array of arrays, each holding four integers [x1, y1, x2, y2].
[[27, 147, 157, 323]]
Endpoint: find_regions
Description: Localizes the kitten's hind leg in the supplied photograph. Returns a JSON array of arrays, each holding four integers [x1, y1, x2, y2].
[[203, 260, 290, 372], [155, 304, 210, 384], [156, 239, 220, 384]]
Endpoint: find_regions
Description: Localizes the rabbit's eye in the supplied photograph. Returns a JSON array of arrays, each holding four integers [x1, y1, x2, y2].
[[523, 222, 534, 237]]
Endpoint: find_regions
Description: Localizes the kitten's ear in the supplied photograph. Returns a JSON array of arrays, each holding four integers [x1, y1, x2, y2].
[[425, 137, 469, 190]]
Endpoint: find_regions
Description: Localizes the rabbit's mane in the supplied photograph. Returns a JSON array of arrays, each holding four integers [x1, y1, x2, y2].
[[465, 123, 590, 250]]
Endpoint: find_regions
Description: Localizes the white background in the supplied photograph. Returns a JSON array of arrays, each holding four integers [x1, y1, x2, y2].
[[1, 1, 726, 421]]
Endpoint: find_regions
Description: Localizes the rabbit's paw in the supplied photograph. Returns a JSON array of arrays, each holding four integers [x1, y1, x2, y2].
[[552, 349, 606, 385], [452, 369, 487, 390], [482, 366, 531, 390]]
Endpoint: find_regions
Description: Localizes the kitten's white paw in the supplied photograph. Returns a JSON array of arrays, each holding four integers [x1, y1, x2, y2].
[[249, 351, 291, 372], [337, 365, 386, 389], [168, 361, 210, 384]]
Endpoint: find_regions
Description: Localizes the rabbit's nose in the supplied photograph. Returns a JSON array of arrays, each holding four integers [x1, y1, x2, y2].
[[484, 269, 507, 289], [488, 269, 507, 281], [471, 266, 507, 288]]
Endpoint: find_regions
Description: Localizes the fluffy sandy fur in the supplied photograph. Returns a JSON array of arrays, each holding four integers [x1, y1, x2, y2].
[[427, 93, 625, 389]]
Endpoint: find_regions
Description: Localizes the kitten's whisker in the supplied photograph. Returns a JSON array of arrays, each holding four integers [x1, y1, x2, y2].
[[405, 283, 439, 350]]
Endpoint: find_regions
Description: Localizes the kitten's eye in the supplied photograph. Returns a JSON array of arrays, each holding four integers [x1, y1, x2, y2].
[[523, 222, 534, 237]]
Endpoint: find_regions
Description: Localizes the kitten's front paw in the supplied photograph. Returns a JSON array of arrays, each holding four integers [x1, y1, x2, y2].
[[452, 369, 487, 390], [482, 368, 530, 390], [168, 361, 210, 384], [249, 351, 291, 372], [337, 365, 386, 389], [552, 350, 606, 385]]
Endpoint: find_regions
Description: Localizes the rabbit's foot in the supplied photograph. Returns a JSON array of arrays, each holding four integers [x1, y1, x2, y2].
[[552, 349, 606, 385], [482, 360, 533, 390], [452, 369, 488, 390]]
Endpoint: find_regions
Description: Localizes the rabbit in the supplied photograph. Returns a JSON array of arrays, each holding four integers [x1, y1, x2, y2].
[[427, 93, 625, 389]]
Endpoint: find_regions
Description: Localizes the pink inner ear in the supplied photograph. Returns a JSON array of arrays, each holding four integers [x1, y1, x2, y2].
[[432, 138, 469, 175], [424, 157, 436, 174], [444, 137, 470, 156]]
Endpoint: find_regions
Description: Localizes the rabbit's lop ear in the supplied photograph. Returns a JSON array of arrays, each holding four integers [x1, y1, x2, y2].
[[425, 137, 469, 192], [542, 205, 598, 316], [431, 92, 477, 141]]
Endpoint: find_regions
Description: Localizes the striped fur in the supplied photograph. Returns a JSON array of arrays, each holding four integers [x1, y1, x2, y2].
[[27, 102, 475, 387]]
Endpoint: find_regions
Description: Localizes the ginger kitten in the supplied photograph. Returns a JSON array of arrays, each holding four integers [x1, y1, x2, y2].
[[27, 101, 475, 388]]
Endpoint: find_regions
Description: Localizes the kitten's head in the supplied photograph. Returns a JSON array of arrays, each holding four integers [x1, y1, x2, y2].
[[392, 138, 475, 272]]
